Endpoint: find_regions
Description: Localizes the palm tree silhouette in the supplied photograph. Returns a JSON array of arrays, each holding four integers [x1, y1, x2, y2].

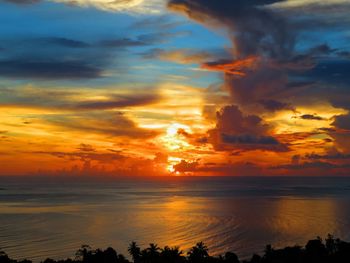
[[187, 242, 209, 263], [128, 242, 141, 263], [161, 246, 184, 262], [142, 243, 160, 262]]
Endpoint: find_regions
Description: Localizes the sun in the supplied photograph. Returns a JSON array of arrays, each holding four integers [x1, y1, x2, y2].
[[162, 123, 192, 151], [161, 124, 192, 175]]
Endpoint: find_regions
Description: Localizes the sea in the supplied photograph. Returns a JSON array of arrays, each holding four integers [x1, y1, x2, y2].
[[0, 176, 350, 262]]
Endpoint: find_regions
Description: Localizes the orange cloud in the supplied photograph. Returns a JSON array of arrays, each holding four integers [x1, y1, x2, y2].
[[201, 56, 259, 76]]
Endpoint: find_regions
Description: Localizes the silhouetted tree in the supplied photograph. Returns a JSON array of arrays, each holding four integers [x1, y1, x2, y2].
[[75, 245, 92, 262], [160, 246, 185, 263], [141, 243, 160, 263], [0, 250, 13, 263], [224, 252, 239, 263], [325, 234, 337, 254], [3, 234, 350, 263], [305, 238, 327, 263], [103, 247, 118, 263], [249, 254, 261, 263], [128, 242, 141, 263], [188, 242, 209, 263]]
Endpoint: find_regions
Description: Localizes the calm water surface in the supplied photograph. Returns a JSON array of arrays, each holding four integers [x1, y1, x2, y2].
[[0, 176, 350, 261]]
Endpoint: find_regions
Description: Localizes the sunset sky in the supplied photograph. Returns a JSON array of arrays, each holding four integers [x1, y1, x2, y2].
[[0, 0, 350, 176]]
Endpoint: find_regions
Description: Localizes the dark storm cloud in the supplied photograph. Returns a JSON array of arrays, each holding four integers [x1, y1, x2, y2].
[[167, 0, 350, 113], [168, 0, 316, 120], [0, 59, 102, 79], [168, 0, 293, 58], [332, 114, 350, 131], [168, 0, 350, 163], [259, 99, 294, 112], [208, 105, 288, 152]]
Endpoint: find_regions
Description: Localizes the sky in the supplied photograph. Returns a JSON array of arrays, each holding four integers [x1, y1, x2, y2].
[[0, 0, 350, 176]]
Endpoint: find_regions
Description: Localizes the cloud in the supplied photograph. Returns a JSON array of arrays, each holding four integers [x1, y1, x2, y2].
[[35, 149, 125, 163], [0, 86, 161, 110], [0, 29, 188, 80], [167, 0, 350, 119], [221, 134, 281, 146], [37, 37, 90, 48], [4, 0, 165, 14], [332, 114, 350, 130], [0, 35, 115, 80], [201, 56, 259, 76], [77, 143, 96, 152], [330, 114, 350, 153], [299, 114, 325, 121], [46, 111, 159, 138], [259, 99, 294, 112], [302, 60, 350, 85], [167, 0, 350, 165], [99, 38, 148, 48], [168, 0, 292, 58], [309, 44, 334, 56], [3, 0, 39, 4], [272, 161, 350, 170], [55, 0, 165, 14], [167, 1, 318, 118], [173, 159, 199, 173], [74, 94, 160, 110], [173, 160, 262, 176], [0, 59, 103, 80], [208, 105, 288, 152], [305, 152, 350, 160]]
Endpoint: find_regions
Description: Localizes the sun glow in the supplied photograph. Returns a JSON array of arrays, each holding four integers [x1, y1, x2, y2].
[[162, 123, 192, 151]]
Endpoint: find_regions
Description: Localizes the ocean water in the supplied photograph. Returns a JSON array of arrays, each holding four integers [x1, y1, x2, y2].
[[0, 176, 350, 262]]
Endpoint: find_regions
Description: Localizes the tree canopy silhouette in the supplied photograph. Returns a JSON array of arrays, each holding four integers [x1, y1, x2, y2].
[[1, 235, 350, 263]]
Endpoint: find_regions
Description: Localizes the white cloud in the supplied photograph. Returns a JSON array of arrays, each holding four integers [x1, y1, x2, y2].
[[269, 0, 350, 10], [53, 0, 165, 14]]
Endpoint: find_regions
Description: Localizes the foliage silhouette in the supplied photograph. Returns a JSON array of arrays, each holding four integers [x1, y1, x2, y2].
[[1, 235, 350, 263]]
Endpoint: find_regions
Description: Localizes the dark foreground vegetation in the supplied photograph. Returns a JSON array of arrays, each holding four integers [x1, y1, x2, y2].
[[1, 235, 350, 263]]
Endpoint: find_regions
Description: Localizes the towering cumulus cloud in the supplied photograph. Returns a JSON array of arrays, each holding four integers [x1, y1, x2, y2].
[[168, 0, 350, 174], [168, 0, 297, 151]]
